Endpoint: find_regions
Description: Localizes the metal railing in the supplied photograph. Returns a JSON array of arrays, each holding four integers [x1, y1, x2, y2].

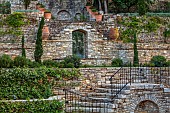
[[64, 66, 170, 113]]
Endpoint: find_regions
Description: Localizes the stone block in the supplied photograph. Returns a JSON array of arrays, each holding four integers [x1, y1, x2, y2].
[[164, 88, 170, 93]]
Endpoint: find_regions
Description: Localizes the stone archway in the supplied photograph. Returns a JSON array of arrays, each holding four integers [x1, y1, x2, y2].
[[128, 94, 165, 113], [134, 100, 159, 113], [72, 29, 87, 58]]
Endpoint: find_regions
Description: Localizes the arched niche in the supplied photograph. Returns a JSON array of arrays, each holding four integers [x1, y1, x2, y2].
[[57, 10, 71, 20]]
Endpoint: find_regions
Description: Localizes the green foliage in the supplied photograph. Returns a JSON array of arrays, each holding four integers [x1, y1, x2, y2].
[[109, 0, 137, 13], [5, 13, 26, 28], [28, 61, 42, 68], [34, 17, 44, 63], [0, 1, 11, 14], [0, 68, 54, 100], [0, 100, 64, 113], [0, 12, 29, 36], [137, 0, 149, 15], [86, 2, 91, 6], [150, 55, 167, 67], [22, 0, 31, 9], [133, 32, 139, 67], [21, 35, 26, 57], [111, 58, 123, 67], [43, 60, 59, 67], [0, 54, 13, 68], [13, 56, 31, 67], [63, 55, 81, 68]]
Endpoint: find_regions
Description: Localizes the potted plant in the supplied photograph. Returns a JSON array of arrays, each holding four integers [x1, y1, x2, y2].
[[38, 4, 45, 12], [86, 2, 91, 11], [91, 8, 98, 17], [36, 3, 41, 9], [95, 14, 102, 22], [44, 10, 51, 19]]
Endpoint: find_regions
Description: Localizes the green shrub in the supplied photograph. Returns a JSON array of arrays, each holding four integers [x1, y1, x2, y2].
[[63, 55, 81, 68], [28, 61, 42, 68], [0, 68, 54, 100], [0, 54, 13, 68], [111, 58, 123, 67], [43, 59, 59, 67], [150, 55, 167, 67], [0, 100, 64, 113], [13, 56, 30, 67], [166, 60, 170, 66]]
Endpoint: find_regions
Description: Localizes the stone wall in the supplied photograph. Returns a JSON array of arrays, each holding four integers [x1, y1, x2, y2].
[[42, 40, 170, 65]]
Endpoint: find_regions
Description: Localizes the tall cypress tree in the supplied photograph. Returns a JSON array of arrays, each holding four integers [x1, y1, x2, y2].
[[21, 35, 26, 57], [34, 17, 44, 63], [133, 32, 139, 67]]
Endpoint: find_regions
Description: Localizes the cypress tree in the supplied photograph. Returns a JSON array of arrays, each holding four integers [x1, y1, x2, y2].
[[21, 35, 26, 57], [133, 32, 139, 67], [34, 17, 44, 63]]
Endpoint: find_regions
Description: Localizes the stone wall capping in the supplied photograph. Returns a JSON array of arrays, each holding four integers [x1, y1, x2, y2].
[[42, 40, 72, 42]]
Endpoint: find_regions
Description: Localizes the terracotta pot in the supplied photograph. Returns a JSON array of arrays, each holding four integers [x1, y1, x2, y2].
[[88, 8, 93, 15], [86, 6, 91, 12], [92, 12, 98, 18], [44, 12, 51, 19], [116, 15, 122, 22], [36, 4, 41, 9], [95, 14, 102, 22], [109, 28, 119, 40], [42, 26, 50, 40], [38, 7, 46, 13]]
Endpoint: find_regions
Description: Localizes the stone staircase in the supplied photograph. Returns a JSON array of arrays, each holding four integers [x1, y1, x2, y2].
[[62, 67, 170, 113]]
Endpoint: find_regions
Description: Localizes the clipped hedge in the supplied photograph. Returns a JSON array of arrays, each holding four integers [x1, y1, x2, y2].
[[0, 100, 64, 113]]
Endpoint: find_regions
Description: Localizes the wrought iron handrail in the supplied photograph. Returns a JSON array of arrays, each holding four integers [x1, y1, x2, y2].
[[109, 63, 132, 99], [64, 88, 111, 113]]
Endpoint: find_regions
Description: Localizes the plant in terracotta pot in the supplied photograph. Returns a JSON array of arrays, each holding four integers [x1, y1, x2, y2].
[[86, 2, 91, 11], [44, 10, 51, 19], [38, 4, 45, 12], [91, 8, 98, 17], [95, 14, 102, 22], [36, 3, 41, 9]]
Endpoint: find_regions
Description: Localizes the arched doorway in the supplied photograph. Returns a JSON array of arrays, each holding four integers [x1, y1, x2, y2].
[[134, 100, 159, 113], [72, 30, 87, 58]]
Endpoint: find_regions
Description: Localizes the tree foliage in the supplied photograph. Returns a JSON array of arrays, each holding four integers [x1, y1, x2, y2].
[[22, 35, 26, 57], [34, 17, 44, 63]]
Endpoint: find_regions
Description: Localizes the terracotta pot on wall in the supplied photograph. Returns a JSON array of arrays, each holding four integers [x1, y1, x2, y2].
[[38, 7, 46, 13], [42, 25, 50, 40], [116, 15, 122, 22], [86, 6, 91, 12], [44, 12, 51, 19], [92, 12, 98, 18], [109, 28, 119, 40], [36, 4, 41, 9], [95, 14, 102, 22]]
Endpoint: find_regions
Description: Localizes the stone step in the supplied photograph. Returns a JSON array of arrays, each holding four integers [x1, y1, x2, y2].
[[88, 92, 112, 98], [66, 101, 118, 108], [65, 107, 114, 113], [101, 84, 128, 88]]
